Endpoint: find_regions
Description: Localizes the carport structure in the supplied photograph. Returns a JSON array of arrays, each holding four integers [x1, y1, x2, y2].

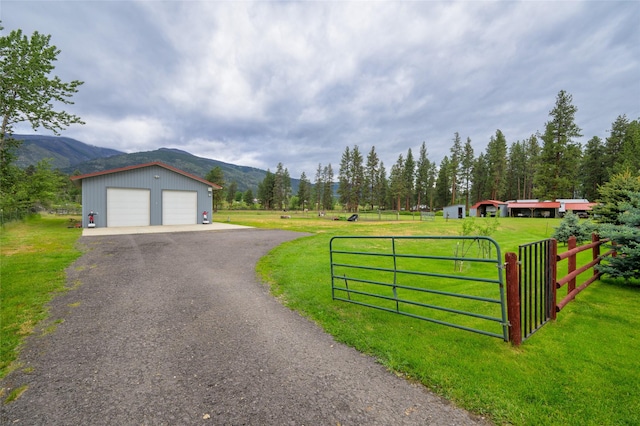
[[71, 162, 222, 228]]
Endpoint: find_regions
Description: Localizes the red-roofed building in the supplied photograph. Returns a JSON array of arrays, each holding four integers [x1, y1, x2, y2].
[[469, 200, 508, 217], [506, 199, 597, 218]]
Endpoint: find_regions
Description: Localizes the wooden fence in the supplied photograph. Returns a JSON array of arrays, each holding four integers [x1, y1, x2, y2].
[[505, 234, 615, 346]]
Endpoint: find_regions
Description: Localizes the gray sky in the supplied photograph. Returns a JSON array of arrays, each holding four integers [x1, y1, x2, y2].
[[2, 1, 639, 178]]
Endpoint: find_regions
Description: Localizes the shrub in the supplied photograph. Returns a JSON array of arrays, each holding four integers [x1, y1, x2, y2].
[[552, 212, 593, 244]]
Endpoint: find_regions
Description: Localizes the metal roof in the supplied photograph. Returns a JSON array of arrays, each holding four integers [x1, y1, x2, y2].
[[70, 161, 222, 189], [507, 201, 560, 209], [470, 199, 505, 209]]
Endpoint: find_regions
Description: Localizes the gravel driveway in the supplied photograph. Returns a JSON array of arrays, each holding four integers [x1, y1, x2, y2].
[[1, 228, 488, 425]]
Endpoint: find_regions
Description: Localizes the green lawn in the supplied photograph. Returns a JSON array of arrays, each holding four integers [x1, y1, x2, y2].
[[2, 212, 638, 425], [218, 211, 638, 426], [0, 215, 83, 378]]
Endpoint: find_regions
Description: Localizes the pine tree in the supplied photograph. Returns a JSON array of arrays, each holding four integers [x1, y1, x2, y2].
[[435, 156, 451, 208], [322, 164, 334, 211], [471, 154, 489, 203], [377, 162, 388, 210], [206, 166, 225, 211], [389, 154, 405, 211], [258, 170, 275, 210], [449, 133, 463, 205], [597, 191, 640, 281], [364, 146, 380, 210], [486, 129, 508, 200], [592, 170, 640, 224], [403, 148, 415, 211], [603, 114, 629, 178], [461, 137, 474, 208], [579, 136, 607, 201], [534, 90, 583, 200], [415, 142, 431, 211], [297, 171, 311, 211]]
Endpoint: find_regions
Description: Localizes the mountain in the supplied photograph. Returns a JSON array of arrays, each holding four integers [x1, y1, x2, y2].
[[13, 134, 123, 169], [70, 148, 271, 192], [12, 134, 293, 193]]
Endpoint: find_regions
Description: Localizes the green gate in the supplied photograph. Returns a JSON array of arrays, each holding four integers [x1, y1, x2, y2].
[[330, 236, 509, 341]]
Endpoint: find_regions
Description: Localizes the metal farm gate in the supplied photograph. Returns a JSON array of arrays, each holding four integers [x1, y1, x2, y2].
[[517, 239, 554, 341], [330, 236, 510, 341]]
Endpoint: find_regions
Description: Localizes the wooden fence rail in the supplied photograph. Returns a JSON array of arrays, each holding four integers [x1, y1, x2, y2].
[[505, 233, 614, 346]]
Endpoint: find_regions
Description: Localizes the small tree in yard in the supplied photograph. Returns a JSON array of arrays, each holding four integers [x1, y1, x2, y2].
[[597, 191, 640, 281], [552, 212, 594, 245]]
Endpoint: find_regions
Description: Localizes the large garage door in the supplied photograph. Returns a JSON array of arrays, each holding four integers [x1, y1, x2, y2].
[[107, 188, 150, 227], [163, 190, 197, 225]]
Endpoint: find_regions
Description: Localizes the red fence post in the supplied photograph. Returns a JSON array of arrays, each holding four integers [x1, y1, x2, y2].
[[592, 233, 600, 278], [567, 236, 577, 295], [550, 239, 558, 320], [505, 252, 521, 346]]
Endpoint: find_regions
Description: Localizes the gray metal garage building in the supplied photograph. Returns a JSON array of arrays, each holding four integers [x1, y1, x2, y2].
[[71, 162, 222, 228]]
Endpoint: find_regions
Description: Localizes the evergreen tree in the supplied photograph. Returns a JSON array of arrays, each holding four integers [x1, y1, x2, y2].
[[313, 163, 324, 212], [244, 188, 254, 207], [449, 132, 463, 205], [552, 212, 593, 244], [205, 166, 225, 211], [388, 154, 405, 210], [297, 171, 311, 211], [338, 146, 352, 210], [403, 148, 415, 210], [377, 161, 388, 210], [273, 163, 291, 210], [257, 170, 275, 210], [486, 129, 508, 200], [471, 153, 489, 203], [322, 164, 334, 211], [534, 90, 583, 200], [506, 140, 526, 200], [597, 191, 640, 281], [461, 137, 474, 208], [603, 114, 629, 178], [523, 135, 540, 199], [619, 119, 640, 175], [435, 156, 452, 208], [226, 181, 238, 206], [364, 146, 380, 210], [591, 170, 640, 224], [426, 161, 437, 211], [579, 136, 607, 201], [415, 142, 431, 211]]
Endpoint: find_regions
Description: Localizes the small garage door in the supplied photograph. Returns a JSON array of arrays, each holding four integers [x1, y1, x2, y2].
[[163, 190, 197, 225], [107, 188, 150, 227]]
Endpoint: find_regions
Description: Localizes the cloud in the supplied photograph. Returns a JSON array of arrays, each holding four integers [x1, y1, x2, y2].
[[2, 0, 639, 178]]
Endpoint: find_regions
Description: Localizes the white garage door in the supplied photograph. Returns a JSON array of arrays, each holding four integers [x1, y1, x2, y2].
[[163, 190, 197, 225], [107, 188, 150, 227]]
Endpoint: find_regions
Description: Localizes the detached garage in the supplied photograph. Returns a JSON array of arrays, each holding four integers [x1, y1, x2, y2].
[[71, 162, 222, 228]]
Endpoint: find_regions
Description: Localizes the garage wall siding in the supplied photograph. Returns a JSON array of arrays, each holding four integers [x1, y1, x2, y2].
[[80, 165, 212, 227]]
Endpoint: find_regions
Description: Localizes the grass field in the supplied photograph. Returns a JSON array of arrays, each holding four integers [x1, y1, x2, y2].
[[1, 211, 638, 425], [216, 210, 639, 426], [0, 215, 83, 378]]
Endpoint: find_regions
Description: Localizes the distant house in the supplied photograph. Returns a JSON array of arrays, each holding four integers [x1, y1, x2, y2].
[[71, 162, 222, 228], [469, 200, 508, 218], [443, 204, 466, 219]]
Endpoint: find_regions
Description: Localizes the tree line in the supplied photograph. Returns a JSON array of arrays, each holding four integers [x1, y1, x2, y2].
[[247, 90, 639, 212]]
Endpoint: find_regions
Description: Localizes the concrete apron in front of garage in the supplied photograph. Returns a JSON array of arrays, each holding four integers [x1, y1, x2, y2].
[[82, 222, 252, 236]]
